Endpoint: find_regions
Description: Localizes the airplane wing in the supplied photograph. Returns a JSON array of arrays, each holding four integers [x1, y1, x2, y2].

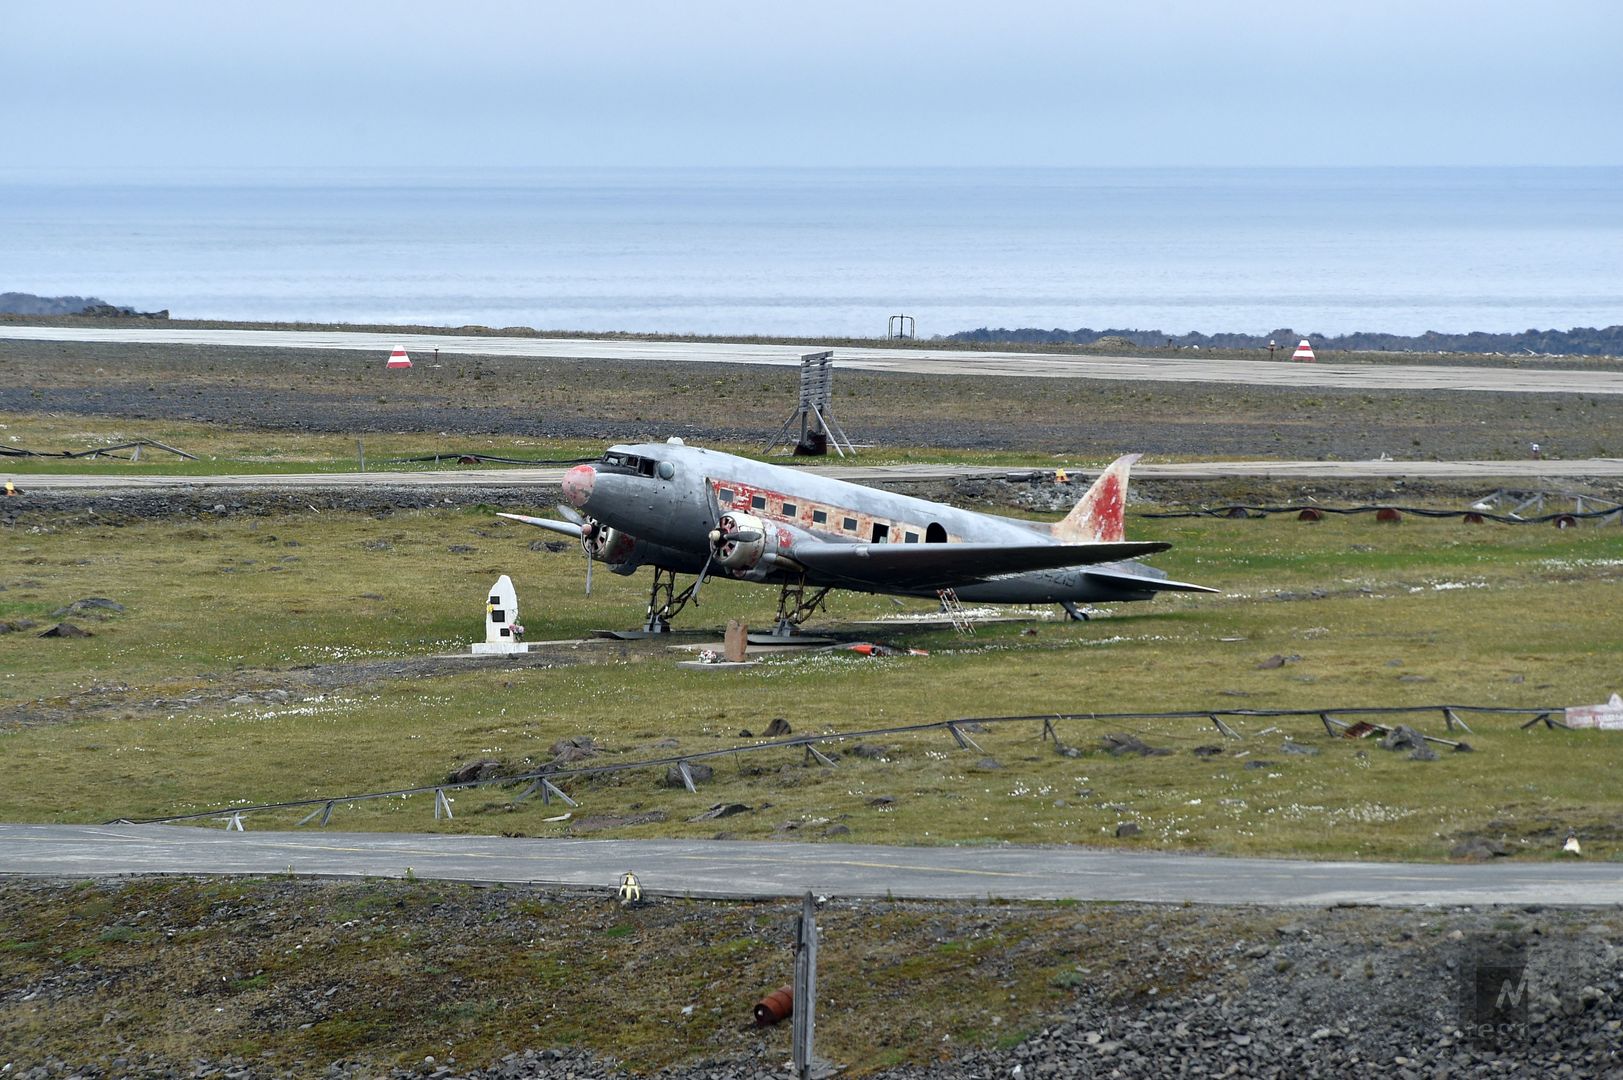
[[790, 540, 1171, 591], [1083, 567, 1220, 594]]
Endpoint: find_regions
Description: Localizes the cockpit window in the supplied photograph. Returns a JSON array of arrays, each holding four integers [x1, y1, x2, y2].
[[600, 451, 658, 477]]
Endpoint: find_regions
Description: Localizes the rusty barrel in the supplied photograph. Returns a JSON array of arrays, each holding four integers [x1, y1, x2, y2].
[[754, 985, 794, 1026], [1297, 508, 1323, 522]]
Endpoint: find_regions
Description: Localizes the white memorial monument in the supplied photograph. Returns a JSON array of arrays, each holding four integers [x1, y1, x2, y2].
[[472, 574, 530, 654]]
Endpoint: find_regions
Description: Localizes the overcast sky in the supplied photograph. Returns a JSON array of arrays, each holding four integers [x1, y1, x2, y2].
[[5, 1, 1620, 170]]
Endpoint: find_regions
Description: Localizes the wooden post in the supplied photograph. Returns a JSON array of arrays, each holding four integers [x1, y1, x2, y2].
[[792, 891, 818, 1079]]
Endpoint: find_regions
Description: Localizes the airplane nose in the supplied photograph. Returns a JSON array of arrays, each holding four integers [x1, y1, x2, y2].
[[562, 464, 596, 508]]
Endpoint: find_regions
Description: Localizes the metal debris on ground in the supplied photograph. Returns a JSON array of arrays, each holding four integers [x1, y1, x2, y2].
[[0, 438, 196, 460]]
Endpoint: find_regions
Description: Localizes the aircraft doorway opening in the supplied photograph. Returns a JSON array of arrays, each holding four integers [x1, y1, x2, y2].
[[926, 522, 947, 543], [871, 523, 890, 543]]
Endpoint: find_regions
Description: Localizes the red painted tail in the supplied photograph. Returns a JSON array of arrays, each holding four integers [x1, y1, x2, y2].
[[1053, 454, 1140, 543]]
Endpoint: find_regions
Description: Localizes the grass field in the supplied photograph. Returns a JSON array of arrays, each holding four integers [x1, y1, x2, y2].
[[5, 487, 1620, 862]]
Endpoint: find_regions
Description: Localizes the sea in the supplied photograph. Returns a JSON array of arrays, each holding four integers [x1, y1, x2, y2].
[[1, 166, 1620, 339]]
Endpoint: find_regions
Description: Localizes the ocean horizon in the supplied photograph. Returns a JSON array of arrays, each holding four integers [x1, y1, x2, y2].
[[2, 166, 1619, 339]]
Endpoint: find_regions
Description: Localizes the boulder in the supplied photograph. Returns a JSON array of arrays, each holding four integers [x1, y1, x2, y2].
[[664, 762, 714, 788], [446, 759, 503, 784], [1378, 725, 1426, 751], [38, 622, 92, 638], [762, 717, 792, 737]]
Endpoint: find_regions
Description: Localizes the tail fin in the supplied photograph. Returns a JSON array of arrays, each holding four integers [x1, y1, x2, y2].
[[1053, 454, 1140, 543]]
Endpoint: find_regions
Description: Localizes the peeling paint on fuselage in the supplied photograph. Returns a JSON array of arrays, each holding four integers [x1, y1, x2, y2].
[[575, 442, 1157, 603]]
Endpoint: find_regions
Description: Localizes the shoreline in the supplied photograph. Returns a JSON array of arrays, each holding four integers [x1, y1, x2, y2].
[[4, 311, 1621, 362]]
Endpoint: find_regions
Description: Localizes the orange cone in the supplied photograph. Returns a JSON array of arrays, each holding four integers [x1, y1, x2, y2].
[[1291, 339, 1316, 362], [385, 346, 412, 369]]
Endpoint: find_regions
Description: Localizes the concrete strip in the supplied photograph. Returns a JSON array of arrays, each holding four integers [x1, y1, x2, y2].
[[1, 825, 1618, 907], [6, 325, 1622, 395]]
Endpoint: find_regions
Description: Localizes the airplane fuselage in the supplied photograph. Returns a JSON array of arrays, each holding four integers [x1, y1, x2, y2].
[[562, 441, 1167, 604]]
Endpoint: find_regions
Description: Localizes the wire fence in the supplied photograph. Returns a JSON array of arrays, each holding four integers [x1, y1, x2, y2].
[[110, 702, 1575, 830]]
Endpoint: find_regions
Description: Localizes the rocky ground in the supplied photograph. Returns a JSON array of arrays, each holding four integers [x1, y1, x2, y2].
[[2, 877, 1620, 1080]]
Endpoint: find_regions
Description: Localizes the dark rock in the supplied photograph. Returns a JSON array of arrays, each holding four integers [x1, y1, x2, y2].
[[447, 544, 476, 554], [973, 757, 1003, 770], [446, 759, 503, 784], [1280, 740, 1319, 756], [822, 824, 851, 838], [549, 736, 598, 763], [1450, 837, 1510, 860], [850, 743, 888, 759], [1115, 822, 1141, 838], [1191, 745, 1225, 757], [0, 618, 39, 634], [687, 803, 752, 822], [1101, 733, 1172, 757], [1408, 745, 1440, 762], [1378, 725, 1426, 751], [1242, 760, 1278, 770], [867, 795, 896, 807], [663, 762, 714, 787], [38, 622, 92, 638], [737, 729, 753, 738], [49, 597, 124, 618], [762, 717, 792, 737], [1256, 654, 1287, 670]]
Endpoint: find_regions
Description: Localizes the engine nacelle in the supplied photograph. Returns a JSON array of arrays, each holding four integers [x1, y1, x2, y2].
[[711, 512, 767, 572], [582, 519, 636, 566]]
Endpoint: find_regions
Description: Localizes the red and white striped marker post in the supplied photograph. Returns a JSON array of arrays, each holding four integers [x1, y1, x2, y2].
[[1291, 339, 1316, 362], [385, 346, 413, 369]]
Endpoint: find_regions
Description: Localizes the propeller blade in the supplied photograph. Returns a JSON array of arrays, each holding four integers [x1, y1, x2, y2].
[[585, 549, 594, 596], [556, 505, 585, 526], [723, 529, 762, 544]]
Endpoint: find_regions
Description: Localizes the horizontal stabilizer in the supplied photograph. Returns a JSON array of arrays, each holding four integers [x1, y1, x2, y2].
[[792, 539, 1170, 591], [1084, 567, 1218, 594], [497, 512, 584, 539]]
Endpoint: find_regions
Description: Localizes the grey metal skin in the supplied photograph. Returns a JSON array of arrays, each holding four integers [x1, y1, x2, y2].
[[511, 440, 1212, 608]]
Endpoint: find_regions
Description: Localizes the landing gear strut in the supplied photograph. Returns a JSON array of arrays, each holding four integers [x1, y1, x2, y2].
[[643, 567, 699, 633], [768, 577, 832, 638], [1060, 601, 1091, 622]]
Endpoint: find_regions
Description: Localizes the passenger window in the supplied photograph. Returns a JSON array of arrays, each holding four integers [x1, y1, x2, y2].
[[842, 516, 858, 531], [812, 509, 827, 524], [752, 495, 767, 510], [781, 502, 797, 516], [904, 532, 919, 543]]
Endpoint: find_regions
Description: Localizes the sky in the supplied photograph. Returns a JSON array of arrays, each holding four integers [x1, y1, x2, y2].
[[3, 0, 1621, 170]]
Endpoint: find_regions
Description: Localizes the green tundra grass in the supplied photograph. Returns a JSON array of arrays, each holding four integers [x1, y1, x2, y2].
[[4, 487, 1620, 861]]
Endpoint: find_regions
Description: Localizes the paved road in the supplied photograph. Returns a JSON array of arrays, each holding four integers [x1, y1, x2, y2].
[[6, 325, 1622, 395], [1, 825, 1617, 906], [12, 458, 1623, 492]]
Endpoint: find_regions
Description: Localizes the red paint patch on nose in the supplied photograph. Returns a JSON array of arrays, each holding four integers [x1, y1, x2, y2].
[[562, 464, 596, 508]]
